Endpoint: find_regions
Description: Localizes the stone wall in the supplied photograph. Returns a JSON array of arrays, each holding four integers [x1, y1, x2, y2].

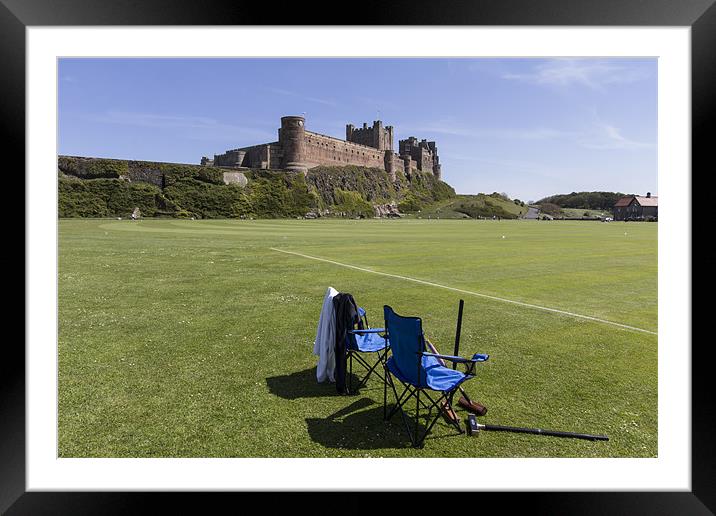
[[205, 116, 443, 181], [213, 142, 282, 169], [302, 131, 385, 170], [59, 156, 249, 190]]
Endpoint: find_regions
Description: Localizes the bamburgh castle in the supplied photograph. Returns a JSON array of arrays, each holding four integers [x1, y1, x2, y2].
[[200, 116, 442, 181]]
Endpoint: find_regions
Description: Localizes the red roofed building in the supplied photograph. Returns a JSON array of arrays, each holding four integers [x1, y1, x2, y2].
[[613, 192, 658, 221]]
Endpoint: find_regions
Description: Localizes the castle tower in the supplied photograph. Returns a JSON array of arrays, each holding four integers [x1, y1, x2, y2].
[[384, 151, 397, 182], [279, 115, 307, 173], [373, 120, 384, 150], [345, 120, 394, 152], [385, 126, 394, 152]]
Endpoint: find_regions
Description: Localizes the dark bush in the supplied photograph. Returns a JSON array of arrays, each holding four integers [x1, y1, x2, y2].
[[58, 177, 161, 217], [58, 156, 129, 179], [538, 191, 627, 211], [539, 202, 563, 216]]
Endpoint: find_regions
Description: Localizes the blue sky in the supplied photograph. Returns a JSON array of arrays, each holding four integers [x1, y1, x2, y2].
[[58, 58, 657, 201]]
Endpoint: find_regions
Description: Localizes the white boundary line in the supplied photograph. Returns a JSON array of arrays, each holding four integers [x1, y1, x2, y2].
[[270, 247, 658, 336]]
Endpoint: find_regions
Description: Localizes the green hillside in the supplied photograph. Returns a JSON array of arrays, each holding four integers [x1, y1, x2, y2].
[[407, 193, 528, 219], [58, 156, 533, 220], [57, 156, 456, 219]]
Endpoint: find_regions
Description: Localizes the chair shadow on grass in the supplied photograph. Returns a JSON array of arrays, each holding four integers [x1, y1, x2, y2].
[[268, 368, 457, 449], [306, 397, 420, 450], [266, 367, 374, 400]]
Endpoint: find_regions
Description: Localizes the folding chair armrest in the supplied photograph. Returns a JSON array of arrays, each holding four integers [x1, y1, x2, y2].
[[421, 352, 473, 364], [422, 352, 489, 375], [348, 328, 386, 334]]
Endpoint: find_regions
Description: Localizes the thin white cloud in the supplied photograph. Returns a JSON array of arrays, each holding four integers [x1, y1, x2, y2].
[[268, 87, 338, 107], [414, 117, 653, 151], [413, 122, 576, 141], [82, 110, 275, 142], [578, 122, 655, 150], [501, 59, 652, 90]]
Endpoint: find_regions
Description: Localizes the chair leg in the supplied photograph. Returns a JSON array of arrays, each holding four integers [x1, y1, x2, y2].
[[414, 390, 420, 448], [353, 353, 385, 388], [383, 364, 388, 420], [385, 374, 465, 448], [348, 352, 353, 394], [446, 389, 463, 434], [345, 347, 388, 393]]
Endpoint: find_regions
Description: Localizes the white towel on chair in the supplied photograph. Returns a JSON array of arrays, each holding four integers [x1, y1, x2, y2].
[[313, 286, 339, 383]]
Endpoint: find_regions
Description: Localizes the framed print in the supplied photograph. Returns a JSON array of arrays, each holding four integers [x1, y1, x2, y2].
[[7, 0, 713, 513]]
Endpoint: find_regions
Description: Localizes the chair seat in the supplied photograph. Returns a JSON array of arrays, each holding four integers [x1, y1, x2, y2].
[[386, 355, 470, 392], [353, 332, 389, 353]]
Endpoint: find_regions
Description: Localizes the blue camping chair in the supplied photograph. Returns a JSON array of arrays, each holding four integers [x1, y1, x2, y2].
[[382, 305, 489, 448], [346, 307, 389, 394]]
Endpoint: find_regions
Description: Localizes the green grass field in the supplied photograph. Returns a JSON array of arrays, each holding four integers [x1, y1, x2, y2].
[[58, 218, 657, 458]]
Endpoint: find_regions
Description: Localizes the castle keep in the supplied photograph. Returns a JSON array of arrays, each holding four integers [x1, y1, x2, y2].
[[201, 116, 441, 181]]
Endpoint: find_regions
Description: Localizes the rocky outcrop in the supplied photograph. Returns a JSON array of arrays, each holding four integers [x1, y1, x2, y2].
[[306, 165, 397, 206], [222, 171, 248, 187], [373, 202, 401, 218]]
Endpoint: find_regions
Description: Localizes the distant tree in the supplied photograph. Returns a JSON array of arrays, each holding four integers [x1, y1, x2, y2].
[[539, 202, 562, 216], [537, 191, 627, 211]]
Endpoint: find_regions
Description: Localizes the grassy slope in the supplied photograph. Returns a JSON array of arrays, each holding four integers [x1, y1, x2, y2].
[[559, 208, 614, 219], [58, 219, 657, 458], [414, 194, 528, 219]]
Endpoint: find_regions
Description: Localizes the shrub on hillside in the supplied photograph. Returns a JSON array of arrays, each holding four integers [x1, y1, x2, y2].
[[539, 202, 563, 216], [397, 193, 423, 213], [196, 167, 226, 185], [230, 173, 317, 219], [454, 201, 516, 219], [161, 165, 204, 186], [58, 177, 160, 217], [332, 188, 374, 218], [232, 193, 256, 218], [489, 192, 511, 202], [58, 156, 129, 179], [404, 172, 455, 209], [162, 178, 245, 218]]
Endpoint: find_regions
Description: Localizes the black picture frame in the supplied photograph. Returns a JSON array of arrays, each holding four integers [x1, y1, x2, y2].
[[6, 0, 711, 513]]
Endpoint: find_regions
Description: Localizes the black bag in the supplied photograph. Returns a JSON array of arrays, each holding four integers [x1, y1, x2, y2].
[[333, 293, 359, 394]]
